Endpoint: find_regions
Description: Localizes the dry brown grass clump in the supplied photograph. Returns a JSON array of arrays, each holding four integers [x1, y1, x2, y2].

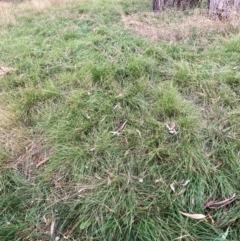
[[122, 9, 240, 43]]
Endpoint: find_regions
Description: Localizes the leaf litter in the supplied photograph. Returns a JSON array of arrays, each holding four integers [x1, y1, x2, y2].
[[180, 211, 215, 224], [179, 211, 206, 220]]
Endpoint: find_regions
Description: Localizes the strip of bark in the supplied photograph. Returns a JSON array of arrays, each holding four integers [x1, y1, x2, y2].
[[204, 193, 240, 210]]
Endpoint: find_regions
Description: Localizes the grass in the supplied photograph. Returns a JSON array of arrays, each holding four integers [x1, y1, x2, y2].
[[1, 0, 240, 240]]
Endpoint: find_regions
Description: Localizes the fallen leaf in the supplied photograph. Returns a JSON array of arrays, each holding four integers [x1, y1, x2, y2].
[[113, 104, 121, 110], [155, 179, 162, 183], [170, 181, 177, 193], [94, 174, 102, 180], [111, 131, 120, 136], [117, 120, 127, 132], [36, 157, 49, 168], [111, 120, 127, 136], [78, 187, 94, 194], [196, 92, 205, 97], [50, 220, 55, 237], [43, 215, 48, 224], [180, 211, 206, 219], [136, 129, 141, 136], [207, 214, 215, 225], [181, 179, 190, 186], [165, 123, 177, 135]]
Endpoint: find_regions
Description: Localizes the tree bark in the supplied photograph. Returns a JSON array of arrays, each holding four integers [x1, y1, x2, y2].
[[153, 0, 240, 16], [209, 0, 229, 19], [153, 0, 202, 11], [153, 0, 164, 12], [233, 0, 240, 9], [209, 0, 240, 20]]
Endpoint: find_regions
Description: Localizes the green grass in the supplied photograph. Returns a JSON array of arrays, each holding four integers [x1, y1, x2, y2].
[[1, 0, 240, 240]]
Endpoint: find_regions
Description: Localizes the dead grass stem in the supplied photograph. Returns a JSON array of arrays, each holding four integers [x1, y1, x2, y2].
[[0, 0, 90, 26], [122, 9, 240, 42]]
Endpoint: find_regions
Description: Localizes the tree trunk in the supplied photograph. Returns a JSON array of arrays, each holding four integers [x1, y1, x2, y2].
[[153, 0, 240, 15], [153, 0, 164, 12], [233, 0, 240, 9], [209, 0, 230, 19], [174, 0, 190, 10], [209, 0, 240, 20], [153, 0, 201, 11]]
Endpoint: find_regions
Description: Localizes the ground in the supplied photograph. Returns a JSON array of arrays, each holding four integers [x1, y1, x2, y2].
[[0, 0, 240, 240]]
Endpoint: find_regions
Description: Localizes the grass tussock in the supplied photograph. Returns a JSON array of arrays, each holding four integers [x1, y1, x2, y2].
[[1, 0, 240, 240]]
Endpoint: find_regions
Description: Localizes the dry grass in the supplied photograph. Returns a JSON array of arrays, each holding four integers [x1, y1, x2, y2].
[[0, 67, 24, 159], [0, 105, 52, 177], [0, 105, 28, 158], [12, 141, 50, 181], [0, 0, 90, 26], [0, 2, 17, 26], [30, 0, 87, 9], [122, 9, 240, 43]]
